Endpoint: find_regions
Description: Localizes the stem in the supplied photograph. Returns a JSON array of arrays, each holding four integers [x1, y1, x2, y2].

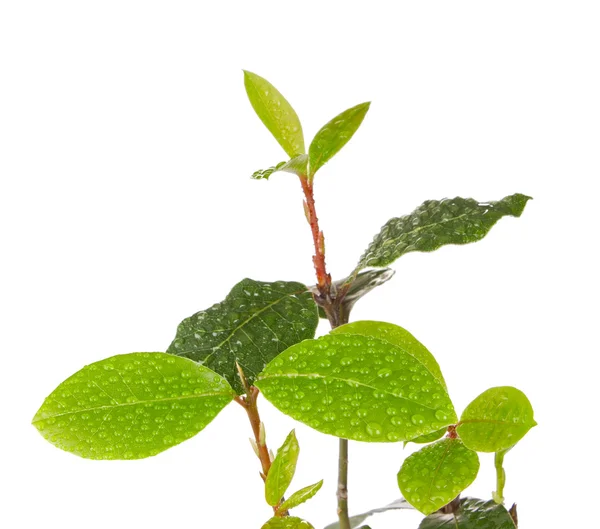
[[337, 438, 350, 527], [493, 449, 508, 505]]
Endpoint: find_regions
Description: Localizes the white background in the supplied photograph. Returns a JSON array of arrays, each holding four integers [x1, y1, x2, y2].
[[1, 2, 599, 528]]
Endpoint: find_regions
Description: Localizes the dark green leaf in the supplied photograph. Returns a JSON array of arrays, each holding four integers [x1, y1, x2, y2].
[[308, 102, 370, 178], [277, 480, 323, 514], [244, 70, 305, 157], [252, 155, 309, 180], [404, 427, 448, 446], [457, 386, 536, 452], [323, 498, 413, 529], [262, 516, 315, 529], [356, 193, 531, 270], [265, 430, 300, 506], [398, 438, 480, 515], [257, 328, 457, 442], [418, 497, 516, 529], [167, 279, 319, 394], [32, 353, 234, 460]]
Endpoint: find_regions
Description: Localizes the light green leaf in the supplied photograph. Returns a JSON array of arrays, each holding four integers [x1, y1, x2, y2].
[[167, 278, 319, 394], [404, 427, 448, 447], [252, 155, 309, 180], [257, 330, 457, 442], [266, 430, 300, 506], [277, 479, 323, 514], [262, 517, 315, 529], [418, 497, 516, 529], [32, 353, 234, 460], [331, 321, 447, 390], [323, 498, 414, 529], [398, 438, 480, 515], [244, 70, 305, 157], [308, 102, 370, 178], [356, 193, 531, 271], [456, 386, 536, 452]]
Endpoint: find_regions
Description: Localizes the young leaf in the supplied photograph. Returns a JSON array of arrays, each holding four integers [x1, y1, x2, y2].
[[323, 498, 414, 529], [256, 330, 457, 442], [456, 386, 536, 452], [32, 353, 234, 460], [276, 479, 323, 514], [167, 278, 319, 394], [404, 427, 448, 446], [331, 321, 447, 390], [252, 155, 309, 180], [398, 438, 480, 515], [418, 497, 516, 529], [261, 517, 314, 529], [308, 102, 370, 178], [244, 70, 305, 157], [356, 193, 531, 271], [265, 430, 300, 507]]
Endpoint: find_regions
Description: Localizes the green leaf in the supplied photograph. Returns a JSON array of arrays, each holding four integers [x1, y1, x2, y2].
[[252, 155, 309, 180], [262, 517, 315, 529], [456, 386, 536, 452], [398, 438, 480, 515], [404, 427, 448, 446], [265, 430, 300, 506], [244, 70, 305, 157], [276, 479, 323, 514], [257, 328, 457, 442], [331, 321, 447, 390], [356, 193, 532, 271], [308, 102, 370, 178], [418, 497, 516, 529], [32, 353, 234, 460], [323, 498, 414, 529], [167, 278, 319, 394]]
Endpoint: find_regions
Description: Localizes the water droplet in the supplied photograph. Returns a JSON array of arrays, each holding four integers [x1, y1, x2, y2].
[[366, 422, 382, 437], [435, 410, 448, 421], [377, 367, 392, 378], [411, 414, 425, 425]]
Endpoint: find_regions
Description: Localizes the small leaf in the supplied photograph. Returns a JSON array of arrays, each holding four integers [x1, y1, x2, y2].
[[262, 516, 315, 529], [404, 427, 448, 446], [418, 497, 516, 529], [398, 438, 480, 515], [257, 328, 457, 442], [308, 102, 370, 178], [167, 278, 319, 394], [244, 70, 305, 157], [277, 479, 323, 514], [323, 498, 414, 529], [331, 321, 447, 390], [32, 353, 234, 460], [252, 155, 309, 180], [356, 193, 531, 271], [456, 386, 536, 452], [265, 430, 301, 506]]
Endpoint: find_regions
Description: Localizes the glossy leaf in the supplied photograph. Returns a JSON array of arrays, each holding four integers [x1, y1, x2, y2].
[[404, 427, 447, 446], [252, 155, 309, 180], [331, 321, 447, 389], [356, 193, 531, 271], [398, 438, 480, 515], [308, 102, 370, 178], [265, 430, 300, 506], [262, 517, 315, 529], [257, 330, 457, 442], [32, 353, 234, 460], [277, 479, 323, 514], [324, 498, 413, 529], [167, 278, 319, 394], [418, 497, 516, 529], [457, 386, 536, 452], [244, 70, 305, 157]]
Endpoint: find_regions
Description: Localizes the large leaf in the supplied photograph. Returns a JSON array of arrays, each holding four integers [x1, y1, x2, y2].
[[265, 430, 300, 506], [244, 70, 305, 157], [32, 353, 234, 460], [252, 155, 309, 180], [356, 193, 531, 271], [308, 102, 370, 178], [331, 321, 447, 390], [257, 329, 457, 442], [323, 498, 414, 529], [418, 497, 516, 529], [167, 279, 319, 394], [262, 517, 315, 529], [456, 386, 536, 452], [398, 438, 480, 515], [277, 480, 323, 514]]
